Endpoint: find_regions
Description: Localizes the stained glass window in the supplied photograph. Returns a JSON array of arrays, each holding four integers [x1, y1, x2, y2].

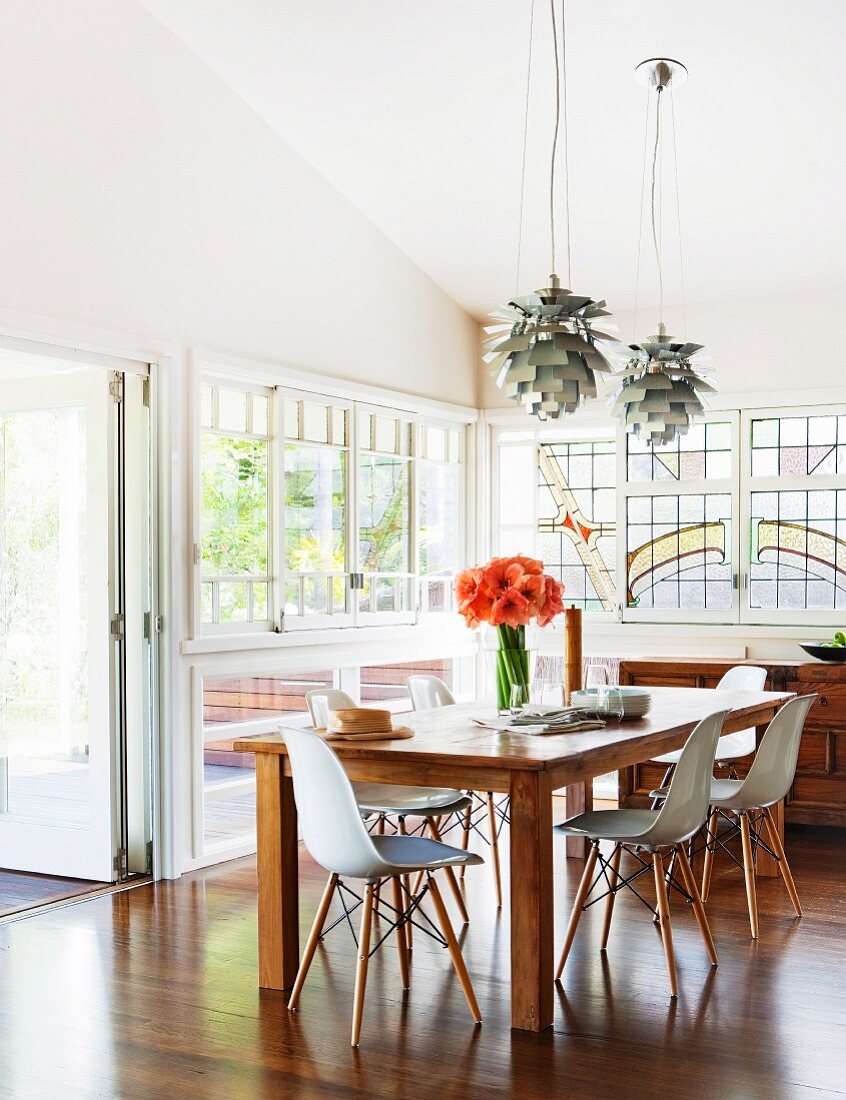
[[626, 494, 733, 610], [750, 415, 846, 477], [627, 421, 732, 482], [537, 439, 617, 612], [749, 490, 846, 611]]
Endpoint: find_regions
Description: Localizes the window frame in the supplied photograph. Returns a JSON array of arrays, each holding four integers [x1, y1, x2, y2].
[[416, 417, 465, 621], [740, 403, 846, 626], [620, 412, 741, 624], [279, 385, 356, 632], [491, 420, 620, 623], [194, 372, 275, 637], [191, 360, 470, 639], [353, 400, 417, 627]]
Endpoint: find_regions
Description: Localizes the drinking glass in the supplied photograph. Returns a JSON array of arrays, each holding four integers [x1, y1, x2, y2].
[[596, 686, 624, 724], [585, 664, 608, 689], [509, 682, 529, 715], [531, 679, 563, 708]]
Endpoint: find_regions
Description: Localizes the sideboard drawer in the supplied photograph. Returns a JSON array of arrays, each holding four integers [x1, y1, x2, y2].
[[786, 683, 846, 728]]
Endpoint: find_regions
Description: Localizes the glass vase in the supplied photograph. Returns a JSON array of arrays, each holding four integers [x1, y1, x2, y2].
[[483, 624, 537, 713]]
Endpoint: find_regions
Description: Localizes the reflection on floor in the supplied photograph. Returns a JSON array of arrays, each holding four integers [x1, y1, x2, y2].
[[0, 826, 843, 1096], [0, 868, 106, 918]]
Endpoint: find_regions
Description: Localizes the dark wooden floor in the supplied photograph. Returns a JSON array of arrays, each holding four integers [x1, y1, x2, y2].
[[0, 827, 843, 1099], [0, 868, 107, 918]]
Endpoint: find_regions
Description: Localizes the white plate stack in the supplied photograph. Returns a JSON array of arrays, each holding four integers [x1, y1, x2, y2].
[[571, 687, 652, 721]]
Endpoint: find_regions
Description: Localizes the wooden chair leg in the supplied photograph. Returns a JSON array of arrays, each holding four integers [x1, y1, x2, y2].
[[653, 852, 678, 998], [351, 882, 375, 1047], [701, 808, 719, 902], [428, 818, 470, 924], [486, 793, 503, 909], [426, 873, 482, 1023], [556, 842, 599, 980], [739, 813, 760, 940], [676, 845, 718, 966], [600, 844, 623, 952], [459, 797, 472, 882], [288, 872, 338, 1010], [762, 806, 802, 917], [391, 875, 410, 990]]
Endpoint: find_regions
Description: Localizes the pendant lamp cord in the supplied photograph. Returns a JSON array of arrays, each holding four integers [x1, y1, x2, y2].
[[548, 0, 571, 284], [670, 84, 688, 342], [549, 0, 560, 277], [650, 85, 664, 325], [515, 0, 535, 296], [632, 90, 650, 342]]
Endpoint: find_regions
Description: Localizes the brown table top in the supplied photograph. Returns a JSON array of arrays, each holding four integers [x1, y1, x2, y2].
[[234, 686, 792, 776]]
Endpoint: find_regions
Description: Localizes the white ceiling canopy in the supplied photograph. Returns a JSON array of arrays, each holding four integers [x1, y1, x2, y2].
[[141, 0, 846, 321]]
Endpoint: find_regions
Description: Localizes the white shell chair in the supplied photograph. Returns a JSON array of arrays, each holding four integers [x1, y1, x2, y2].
[[699, 694, 816, 939], [305, 689, 472, 924], [282, 726, 483, 1047], [652, 666, 767, 771], [555, 709, 730, 998], [407, 675, 507, 909], [406, 675, 456, 710]]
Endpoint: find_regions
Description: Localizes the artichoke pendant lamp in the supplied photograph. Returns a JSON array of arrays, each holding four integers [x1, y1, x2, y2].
[[485, 0, 618, 421], [612, 59, 716, 445]]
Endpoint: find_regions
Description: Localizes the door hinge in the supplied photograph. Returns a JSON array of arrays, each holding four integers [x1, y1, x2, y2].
[[145, 840, 154, 875], [110, 613, 125, 641], [114, 847, 128, 879], [143, 611, 163, 639], [193, 543, 201, 565], [109, 372, 124, 404], [350, 572, 365, 590], [142, 375, 151, 408]]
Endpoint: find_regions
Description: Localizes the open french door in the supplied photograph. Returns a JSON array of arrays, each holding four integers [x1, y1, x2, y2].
[[0, 359, 146, 882]]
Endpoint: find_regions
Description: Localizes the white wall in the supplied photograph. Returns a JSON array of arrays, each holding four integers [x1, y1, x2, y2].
[[0, 0, 478, 404], [479, 290, 846, 410]]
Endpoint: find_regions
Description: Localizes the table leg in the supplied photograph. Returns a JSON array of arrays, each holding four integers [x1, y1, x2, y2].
[[755, 797, 783, 879], [256, 753, 299, 990], [509, 770, 554, 1032], [564, 780, 590, 859]]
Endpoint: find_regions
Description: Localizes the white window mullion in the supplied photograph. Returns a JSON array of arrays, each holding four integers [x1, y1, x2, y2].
[[273, 386, 285, 633]]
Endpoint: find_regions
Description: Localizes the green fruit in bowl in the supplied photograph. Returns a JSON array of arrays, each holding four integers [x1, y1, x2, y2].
[[835, 632, 846, 646]]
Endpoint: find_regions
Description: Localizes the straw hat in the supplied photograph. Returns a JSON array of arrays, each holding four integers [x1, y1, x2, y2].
[[320, 707, 414, 742]]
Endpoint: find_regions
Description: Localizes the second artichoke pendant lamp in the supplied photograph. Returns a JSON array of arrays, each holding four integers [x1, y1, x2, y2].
[[485, 0, 618, 421], [612, 58, 716, 445]]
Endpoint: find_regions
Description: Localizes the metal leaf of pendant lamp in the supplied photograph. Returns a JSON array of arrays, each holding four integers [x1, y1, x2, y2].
[[611, 58, 716, 445], [487, 0, 620, 421]]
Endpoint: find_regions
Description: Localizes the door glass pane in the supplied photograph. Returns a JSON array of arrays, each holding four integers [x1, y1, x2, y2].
[[1, 404, 90, 825]]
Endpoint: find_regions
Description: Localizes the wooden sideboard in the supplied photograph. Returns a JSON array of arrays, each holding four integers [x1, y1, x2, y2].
[[618, 657, 846, 828]]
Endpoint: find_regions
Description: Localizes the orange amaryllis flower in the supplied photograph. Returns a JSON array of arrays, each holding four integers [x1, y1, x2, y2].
[[512, 555, 544, 576], [537, 575, 565, 627], [454, 566, 494, 627], [482, 557, 525, 597], [516, 572, 546, 617], [490, 587, 531, 629]]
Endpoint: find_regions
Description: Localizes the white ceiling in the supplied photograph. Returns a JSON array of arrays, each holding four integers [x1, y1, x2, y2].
[[141, 0, 846, 321]]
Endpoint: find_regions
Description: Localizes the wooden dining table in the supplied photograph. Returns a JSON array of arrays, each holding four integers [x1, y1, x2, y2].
[[235, 685, 792, 1033]]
